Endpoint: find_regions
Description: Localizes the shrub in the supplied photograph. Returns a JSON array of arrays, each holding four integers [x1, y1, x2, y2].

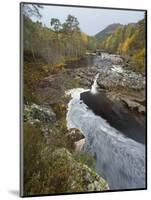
[[73, 151, 96, 171]]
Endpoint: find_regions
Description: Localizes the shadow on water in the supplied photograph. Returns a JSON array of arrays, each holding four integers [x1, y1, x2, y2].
[[80, 91, 146, 144]]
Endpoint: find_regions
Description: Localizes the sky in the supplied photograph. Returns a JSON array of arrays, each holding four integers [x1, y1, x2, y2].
[[32, 5, 145, 36]]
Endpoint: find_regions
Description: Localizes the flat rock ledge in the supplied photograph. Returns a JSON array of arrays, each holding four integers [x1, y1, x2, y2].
[[121, 97, 145, 114]]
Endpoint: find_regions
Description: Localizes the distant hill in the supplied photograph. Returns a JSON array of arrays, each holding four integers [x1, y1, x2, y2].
[[94, 19, 146, 72], [95, 23, 123, 41]]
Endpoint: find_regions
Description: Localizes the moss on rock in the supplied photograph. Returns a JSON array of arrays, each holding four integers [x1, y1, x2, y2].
[[50, 148, 109, 193]]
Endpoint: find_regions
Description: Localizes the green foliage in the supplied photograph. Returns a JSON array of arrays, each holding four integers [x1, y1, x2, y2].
[[51, 102, 67, 118], [23, 123, 71, 195], [132, 48, 146, 72], [23, 122, 99, 195], [24, 62, 47, 104], [23, 123, 70, 195], [23, 123, 45, 193], [50, 18, 62, 32], [23, 14, 89, 66], [87, 36, 97, 51], [99, 18, 146, 72], [22, 9, 97, 103], [73, 152, 96, 170], [62, 14, 80, 33]]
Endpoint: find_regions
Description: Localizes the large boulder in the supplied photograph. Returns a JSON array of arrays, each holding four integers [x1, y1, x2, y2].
[[66, 128, 85, 142], [66, 128, 86, 151]]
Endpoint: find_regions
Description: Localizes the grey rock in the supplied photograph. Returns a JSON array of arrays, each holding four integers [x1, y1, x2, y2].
[[24, 103, 56, 124], [121, 97, 145, 114], [73, 55, 145, 91]]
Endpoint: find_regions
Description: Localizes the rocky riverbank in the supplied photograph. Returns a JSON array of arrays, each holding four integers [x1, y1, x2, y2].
[[69, 54, 146, 116], [24, 102, 109, 194], [34, 54, 146, 117]]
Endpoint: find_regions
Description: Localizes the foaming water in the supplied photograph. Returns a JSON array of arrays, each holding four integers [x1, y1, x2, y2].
[[90, 73, 99, 94], [66, 88, 145, 190]]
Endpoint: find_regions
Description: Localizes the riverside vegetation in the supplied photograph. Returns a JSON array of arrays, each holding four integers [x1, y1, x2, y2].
[[22, 4, 146, 195]]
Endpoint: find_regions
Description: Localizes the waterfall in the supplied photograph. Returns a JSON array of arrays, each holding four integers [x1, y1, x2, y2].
[[90, 73, 99, 94]]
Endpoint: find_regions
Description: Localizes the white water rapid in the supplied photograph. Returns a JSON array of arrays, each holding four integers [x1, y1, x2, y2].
[[90, 73, 99, 94]]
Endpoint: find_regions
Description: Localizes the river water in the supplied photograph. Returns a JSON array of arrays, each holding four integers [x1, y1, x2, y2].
[[66, 55, 146, 190]]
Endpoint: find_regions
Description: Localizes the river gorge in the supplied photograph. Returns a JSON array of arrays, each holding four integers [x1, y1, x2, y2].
[[65, 54, 146, 190], [26, 53, 146, 192]]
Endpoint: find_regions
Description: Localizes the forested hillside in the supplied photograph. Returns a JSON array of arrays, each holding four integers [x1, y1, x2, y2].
[[24, 13, 94, 67], [95, 23, 123, 42], [23, 5, 97, 103], [96, 19, 146, 72]]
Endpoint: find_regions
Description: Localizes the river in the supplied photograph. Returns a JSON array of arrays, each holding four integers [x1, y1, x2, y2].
[[66, 55, 146, 190]]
